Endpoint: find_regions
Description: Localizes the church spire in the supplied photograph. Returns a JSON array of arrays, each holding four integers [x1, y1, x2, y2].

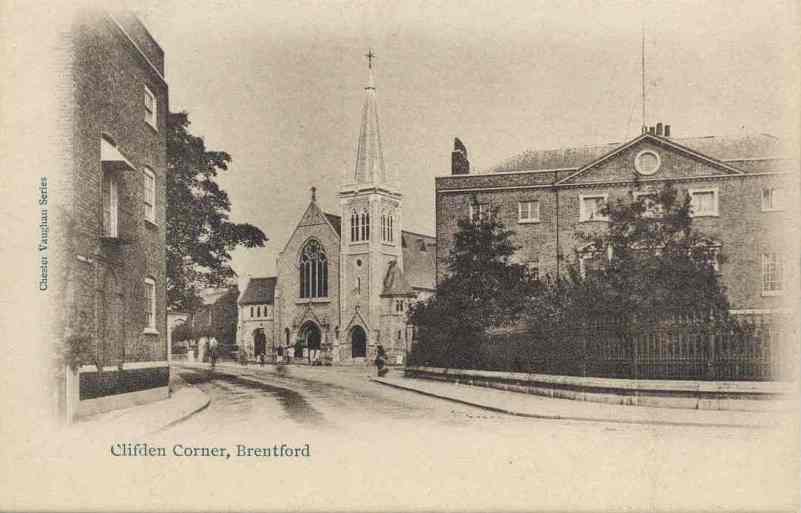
[[353, 49, 386, 185]]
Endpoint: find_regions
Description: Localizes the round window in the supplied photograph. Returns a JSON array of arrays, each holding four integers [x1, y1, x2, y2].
[[634, 150, 661, 176]]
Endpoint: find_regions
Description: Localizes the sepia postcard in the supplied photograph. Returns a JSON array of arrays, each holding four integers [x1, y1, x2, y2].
[[1, 1, 799, 511]]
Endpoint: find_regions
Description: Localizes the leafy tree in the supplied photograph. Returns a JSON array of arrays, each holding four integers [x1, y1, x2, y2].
[[408, 201, 529, 367], [571, 184, 729, 323], [166, 112, 267, 311]]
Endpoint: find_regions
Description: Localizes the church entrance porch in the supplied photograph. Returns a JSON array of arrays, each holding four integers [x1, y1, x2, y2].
[[350, 326, 367, 358], [299, 322, 322, 364], [253, 329, 266, 359]]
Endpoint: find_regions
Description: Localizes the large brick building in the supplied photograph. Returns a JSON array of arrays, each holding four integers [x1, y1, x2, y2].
[[238, 61, 435, 365], [436, 126, 799, 314], [57, 9, 169, 418]]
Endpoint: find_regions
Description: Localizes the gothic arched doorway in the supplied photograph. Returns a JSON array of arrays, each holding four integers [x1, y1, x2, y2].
[[299, 322, 321, 360], [351, 326, 366, 358], [253, 329, 266, 357]]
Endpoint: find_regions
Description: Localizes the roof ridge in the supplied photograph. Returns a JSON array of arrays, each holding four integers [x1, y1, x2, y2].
[[401, 229, 435, 239]]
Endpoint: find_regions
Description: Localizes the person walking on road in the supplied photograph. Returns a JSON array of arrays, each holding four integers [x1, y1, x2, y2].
[[208, 336, 219, 370], [375, 344, 388, 377]]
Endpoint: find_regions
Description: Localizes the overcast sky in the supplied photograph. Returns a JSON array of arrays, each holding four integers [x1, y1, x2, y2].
[[134, 0, 800, 280]]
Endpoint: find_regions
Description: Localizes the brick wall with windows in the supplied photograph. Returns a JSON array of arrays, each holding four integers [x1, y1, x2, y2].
[[63, 9, 169, 365], [436, 134, 798, 312]]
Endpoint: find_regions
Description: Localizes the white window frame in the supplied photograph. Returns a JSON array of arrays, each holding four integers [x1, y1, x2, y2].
[[144, 277, 157, 333], [761, 253, 784, 296], [633, 190, 663, 218], [518, 200, 540, 223], [761, 187, 784, 212], [579, 193, 609, 222], [689, 187, 719, 217], [144, 85, 157, 130], [103, 171, 119, 238], [143, 167, 156, 224], [468, 203, 490, 223]]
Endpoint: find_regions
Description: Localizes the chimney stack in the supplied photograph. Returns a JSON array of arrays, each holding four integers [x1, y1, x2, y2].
[[656, 122, 663, 136], [664, 124, 671, 137], [452, 137, 470, 175]]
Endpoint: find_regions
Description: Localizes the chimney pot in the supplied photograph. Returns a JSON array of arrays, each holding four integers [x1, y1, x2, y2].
[[656, 122, 663, 136], [648, 126, 655, 135], [665, 124, 671, 137]]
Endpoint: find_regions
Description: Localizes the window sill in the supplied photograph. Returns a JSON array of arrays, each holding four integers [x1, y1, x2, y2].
[[142, 328, 159, 335], [145, 120, 159, 134], [518, 219, 541, 224], [144, 218, 158, 228], [578, 218, 609, 223], [381, 242, 395, 247], [761, 290, 784, 297], [350, 241, 369, 246], [296, 298, 331, 305], [690, 213, 719, 218]]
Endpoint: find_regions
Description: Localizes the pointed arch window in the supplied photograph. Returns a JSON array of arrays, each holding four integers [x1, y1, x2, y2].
[[299, 239, 328, 298], [351, 209, 359, 242], [381, 209, 395, 243], [360, 209, 370, 241]]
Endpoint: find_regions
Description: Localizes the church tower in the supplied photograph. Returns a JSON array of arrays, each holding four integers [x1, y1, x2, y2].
[[339, 51, 403, 360]]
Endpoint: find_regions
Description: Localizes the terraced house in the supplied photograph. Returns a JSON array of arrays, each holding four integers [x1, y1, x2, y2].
[[56, 9, 169, 419], [437, 125, 799, 315]]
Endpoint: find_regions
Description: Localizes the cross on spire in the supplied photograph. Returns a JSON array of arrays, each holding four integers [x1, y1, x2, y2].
[[365, 49, 375, 69]]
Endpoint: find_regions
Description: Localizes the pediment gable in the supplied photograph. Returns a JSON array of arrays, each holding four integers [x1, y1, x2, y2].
[[343, 307, 370, 333], [556, 134, 744, 186], [278, 199, 341, 258]]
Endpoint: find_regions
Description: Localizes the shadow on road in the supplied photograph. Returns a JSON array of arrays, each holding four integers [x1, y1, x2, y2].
[[179, 368, 330, 428]]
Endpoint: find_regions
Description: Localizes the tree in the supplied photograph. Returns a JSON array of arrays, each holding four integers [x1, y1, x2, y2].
[[167, 112, 267, 311], [571, 184, 729, 323], [408, 201, 529, 367]]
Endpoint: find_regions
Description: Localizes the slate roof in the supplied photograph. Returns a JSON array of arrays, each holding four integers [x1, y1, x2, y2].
[[488, 133, 789, 174], [239, 277, 277, 305], [324, 213, 341, 237], [381, 260, 415, 297], [401, 230, 436, 291]]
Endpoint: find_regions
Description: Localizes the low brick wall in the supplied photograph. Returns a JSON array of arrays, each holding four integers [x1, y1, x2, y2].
[[404, 366, 796, 411]]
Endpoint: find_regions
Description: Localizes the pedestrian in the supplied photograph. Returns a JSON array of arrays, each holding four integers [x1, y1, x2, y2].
[[209, 336, 219, 370], [276, 344, 284, 365], [375, 344, 388, 377]]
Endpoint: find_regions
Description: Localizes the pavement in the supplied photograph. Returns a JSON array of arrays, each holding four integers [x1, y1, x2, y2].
[[70, 370, 210, 438], [70, 359, 792, 434], [372, 373, 795, 429]]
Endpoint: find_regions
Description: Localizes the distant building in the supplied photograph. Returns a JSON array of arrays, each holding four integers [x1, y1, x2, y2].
[[436, 126, 799, 314], [57, 9, 169, 419], [239, 59, 435, 365], [188, 287, 239, 361]]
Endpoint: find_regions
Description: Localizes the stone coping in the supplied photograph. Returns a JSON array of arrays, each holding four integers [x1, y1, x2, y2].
[[406, 366, 794, 396]]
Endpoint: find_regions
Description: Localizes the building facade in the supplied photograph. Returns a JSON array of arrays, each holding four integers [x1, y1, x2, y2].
[[436, 126, 799, 314], [238, 62, 435, 365], [58, 9, 169, 419]]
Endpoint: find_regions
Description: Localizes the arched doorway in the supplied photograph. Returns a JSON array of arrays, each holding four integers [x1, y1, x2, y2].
[[351, 326, 366, 358], [299, 322, 321, 361], [253, 329, 266, 357]]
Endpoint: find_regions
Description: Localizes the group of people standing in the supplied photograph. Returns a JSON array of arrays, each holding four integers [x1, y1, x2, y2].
[[206, 337, 389, 376]]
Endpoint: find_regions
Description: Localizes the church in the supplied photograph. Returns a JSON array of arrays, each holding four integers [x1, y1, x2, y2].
[[237, 56, 436, 365]]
